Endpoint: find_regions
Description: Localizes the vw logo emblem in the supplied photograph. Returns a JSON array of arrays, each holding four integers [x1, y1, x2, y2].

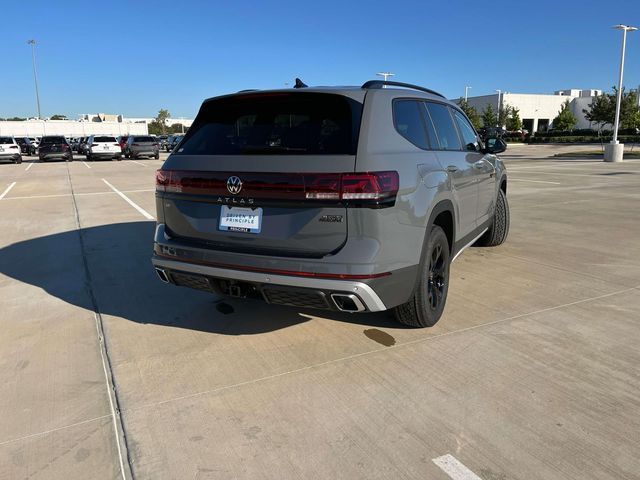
[[226, 176, 243, 195]]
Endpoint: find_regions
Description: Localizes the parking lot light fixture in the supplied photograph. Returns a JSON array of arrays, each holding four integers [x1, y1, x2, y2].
[[464, 86, 472, 101], [27, 40, 42, 120], [605, 24, 637, 162], [495, 89, 502, 127], [376, 72, 395, 88]]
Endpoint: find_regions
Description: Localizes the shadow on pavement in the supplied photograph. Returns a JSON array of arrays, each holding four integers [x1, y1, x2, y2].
[[0, 221, 400, 334]]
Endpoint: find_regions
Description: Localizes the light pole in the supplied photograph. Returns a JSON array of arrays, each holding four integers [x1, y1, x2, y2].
[[464, 86, 472, 101], [605, 24, 637, 162], [495, 89, 502, 127], [27, 40, 42, 119], [376, 72, 395, 85]]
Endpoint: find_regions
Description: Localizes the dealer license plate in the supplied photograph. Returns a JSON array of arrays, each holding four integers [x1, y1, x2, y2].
[[219, 206, 262, 234]]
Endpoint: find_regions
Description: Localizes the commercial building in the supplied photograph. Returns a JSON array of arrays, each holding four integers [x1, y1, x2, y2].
[[463, 89, 603, 132], [0, 119, 147, 138]]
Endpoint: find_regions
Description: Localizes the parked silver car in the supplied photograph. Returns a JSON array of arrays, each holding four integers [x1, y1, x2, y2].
[[124, 136, 160, 159], [152, 81, 509, 327]]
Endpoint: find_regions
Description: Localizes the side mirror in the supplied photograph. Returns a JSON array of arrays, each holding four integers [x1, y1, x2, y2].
[[484, 137, 507, 154]]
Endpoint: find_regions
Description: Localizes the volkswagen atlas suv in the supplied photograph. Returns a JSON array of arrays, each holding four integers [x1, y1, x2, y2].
[[0, 137, 22, 164], [152, 81, 509, 327], [39, 136, 73, 162]]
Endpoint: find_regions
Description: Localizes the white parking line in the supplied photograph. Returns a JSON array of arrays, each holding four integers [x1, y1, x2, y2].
[[0, 189, 155, 201], [102, 178, 154, 220], [509, 178, 561, 185], [432, 454, 482, 480], [81, 161, 92, 169], [25, 162, 35, 171], [131, 160, 147, 167], [0, 182, 16, 200]]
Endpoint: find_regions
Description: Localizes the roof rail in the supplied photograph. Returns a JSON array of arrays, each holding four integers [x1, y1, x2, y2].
[[361, 80, 445, 99], [237, 89, 259, 93]]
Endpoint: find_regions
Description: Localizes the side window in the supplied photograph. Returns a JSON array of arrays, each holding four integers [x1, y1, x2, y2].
[[393, 100, 429, 149], [424, 102, 462, 151], [453, 110, 480, 152]]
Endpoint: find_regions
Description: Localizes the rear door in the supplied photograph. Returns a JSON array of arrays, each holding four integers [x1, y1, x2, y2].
[[451, 110, 496, 227], [158, 92, 363, 258], [423, 102, 478, 239]]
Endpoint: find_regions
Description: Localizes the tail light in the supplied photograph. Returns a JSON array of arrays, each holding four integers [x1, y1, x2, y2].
[[10, 145, 18, 149], [156, 170, 399, 207]]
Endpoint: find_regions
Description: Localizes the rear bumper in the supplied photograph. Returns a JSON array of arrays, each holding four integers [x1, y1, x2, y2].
[[0, 153, 21, 162], [40, 152, 72, 160], [90, 152, 121, 159], [152, 254, 387, 312]]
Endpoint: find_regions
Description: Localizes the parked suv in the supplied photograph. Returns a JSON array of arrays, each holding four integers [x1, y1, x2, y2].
[[86, 135, 122, 161], [124, 135, 160, 159], [16, 137, 36, 155], [152, 81, 509, 327], [0, 137, 22, 164], [39, 136, 73, 162]]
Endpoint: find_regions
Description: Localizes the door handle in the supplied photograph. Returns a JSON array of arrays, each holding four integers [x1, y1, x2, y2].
[[446, 165, 459, 173]]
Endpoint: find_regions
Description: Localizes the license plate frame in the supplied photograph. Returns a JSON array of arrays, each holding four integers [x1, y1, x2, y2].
[[219, 205, 263, 234]]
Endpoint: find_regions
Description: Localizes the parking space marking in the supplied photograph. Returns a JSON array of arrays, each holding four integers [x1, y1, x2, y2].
[[129, 284, 639, 413], [102, 178, 154, 220], [131, 160, 147, 167], [0, 182, 16, 200], [432, 454, 482, 480], [509, 178, 561, 185], [0, 189, 155, 201], [25, 162, 35, 171], [81, 161, 92, 169], [0, 414, 112, 447]]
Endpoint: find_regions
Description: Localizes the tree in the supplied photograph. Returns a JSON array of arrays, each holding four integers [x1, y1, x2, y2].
[[50, 114, 67, 120], [457, 98, 482, 130], [498, 104, 511, 128], [505, 107, 523, 131], [481, 104, 497, 127], [147, 120, 164, 135], [552, 100, 577, 131], [154, 109, 171, 135], [583, 87, 640, 130]]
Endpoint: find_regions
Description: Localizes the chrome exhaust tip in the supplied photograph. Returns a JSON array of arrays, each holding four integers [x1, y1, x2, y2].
[[155, 267, 170, 283], [331, 294, 366, 312]]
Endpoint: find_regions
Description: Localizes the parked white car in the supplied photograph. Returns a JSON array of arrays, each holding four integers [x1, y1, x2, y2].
[[86, 135, 122, 161], [0, 136, 22, 164]]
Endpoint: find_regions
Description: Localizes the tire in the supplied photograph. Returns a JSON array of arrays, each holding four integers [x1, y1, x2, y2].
[[154, 152, 160, 159], [394, 225, 450, 328], [475, 188, 510, 247], [68, 155, 74, 162], [124, 151, 130, 159], [86, 152, 91, 161], [16, 156, 23, 164]]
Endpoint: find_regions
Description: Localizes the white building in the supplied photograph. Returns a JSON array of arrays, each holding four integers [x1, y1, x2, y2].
[[463, 89, 603, 132], [0, 119, 148, 137]]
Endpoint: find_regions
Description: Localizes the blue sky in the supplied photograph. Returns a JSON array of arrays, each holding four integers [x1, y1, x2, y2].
[[1, 0, 639, 119]]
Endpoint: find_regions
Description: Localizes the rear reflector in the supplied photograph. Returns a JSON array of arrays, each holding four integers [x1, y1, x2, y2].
[[156, 170, 399, 205]]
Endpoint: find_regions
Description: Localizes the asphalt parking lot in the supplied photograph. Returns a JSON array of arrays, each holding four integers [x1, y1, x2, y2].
[[1, 145, 639, 480]]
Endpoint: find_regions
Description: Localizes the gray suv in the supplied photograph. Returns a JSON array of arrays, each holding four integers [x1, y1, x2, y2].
[[152, 81, 509, 327], [124, 135, 160, 159]]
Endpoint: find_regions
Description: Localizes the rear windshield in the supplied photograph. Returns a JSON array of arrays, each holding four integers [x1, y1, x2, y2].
[[133, 136, 154, 142], [41, 136, 67, 144], [176, 93, 362, 155], [94, 136, 117, 142], [0, 137, 13, 144]]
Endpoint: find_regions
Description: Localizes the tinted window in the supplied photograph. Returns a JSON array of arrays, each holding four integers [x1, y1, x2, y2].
[[453, 110, 479, 151], [93, 136, 117, 142], [393, 100, 429, 149], [424, 103, 462, 151], [177, 93, 361, 155], [133, 136, 154, 142], [40, 136, 67, 144], [0, 137, 13, 144]]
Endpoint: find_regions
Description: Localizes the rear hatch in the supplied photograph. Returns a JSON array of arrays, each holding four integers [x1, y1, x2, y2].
[[130, 136, 157, 152], [157, 91, 365, 258], [40, 137, 68, 154], [0, 137, 19, 155], [91, 136, 120, 154]]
